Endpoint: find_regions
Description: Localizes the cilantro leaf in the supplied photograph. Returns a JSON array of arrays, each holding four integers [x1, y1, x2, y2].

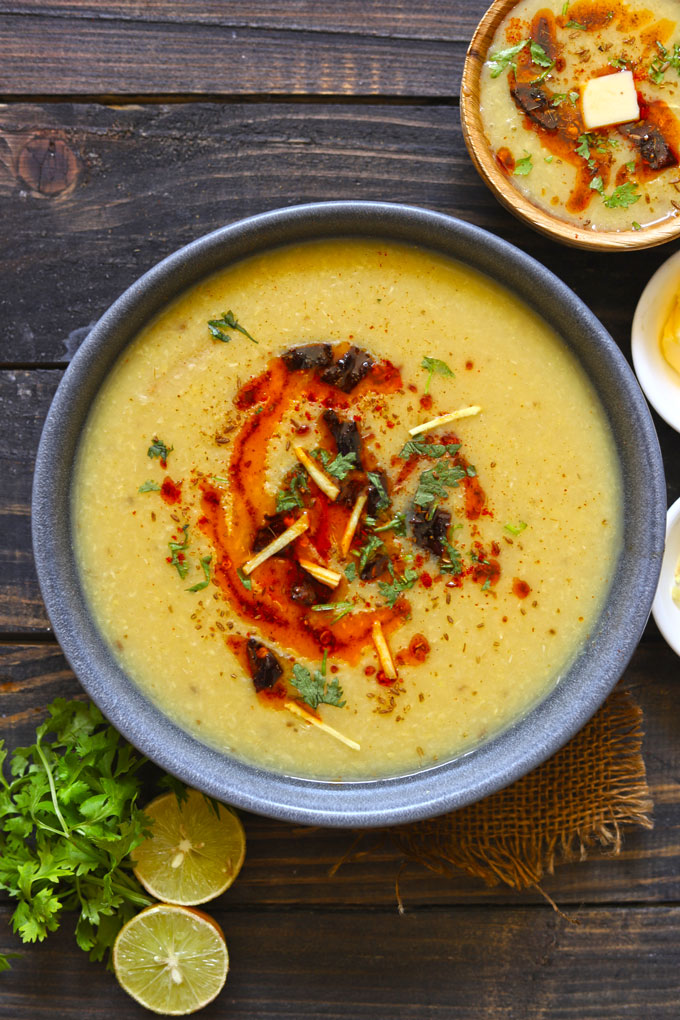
[[399, 439, 452, 459], [422, 356, 455, 393], [311, 601, 354, 622], [487, 39, 528, 78], [514, 152, 533, 176], [138, 480, 160, 493], [187, 554, 212, 593], [529, 40, 553, 67], [504, 521, 528, 535], [603, 182, 640, 209], [290, 663, 346, 709], [374, 512, 407, 536], [353, 534, 384, 575], [378, 565, 419, 607], [207, 310, 258, 344], [147, 437, 172, 461], [168, 524, 189, 580], [414, 463, 466, 508], [344, 562, 357, 582], [237, 567, 252, 590], [276, 464, 309, 512], [326, 451, 357, 481]]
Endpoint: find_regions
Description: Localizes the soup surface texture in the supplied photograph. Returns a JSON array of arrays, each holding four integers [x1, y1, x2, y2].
[[480, 0, 680, 231], [73, 239, 622, 780]]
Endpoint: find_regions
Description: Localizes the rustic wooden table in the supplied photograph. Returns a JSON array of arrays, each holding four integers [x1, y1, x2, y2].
[[1, 2, 679, 1017]]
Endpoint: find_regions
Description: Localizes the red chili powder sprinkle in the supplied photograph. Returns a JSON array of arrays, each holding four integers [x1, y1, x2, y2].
[[513, 578, 531, 599]]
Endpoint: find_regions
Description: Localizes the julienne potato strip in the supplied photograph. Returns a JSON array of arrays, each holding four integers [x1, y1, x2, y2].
[[294, 445, 341, 501], [298, 558, 343, 589], [241, 513, 310, 575], [284, 700, 361, 751], [408, 406, 481, 437], [340, 490, 368, 558], [371, 620, 397, 680]]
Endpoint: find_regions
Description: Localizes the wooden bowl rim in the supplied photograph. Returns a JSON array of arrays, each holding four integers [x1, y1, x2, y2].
[[460, 0, 680, 251]]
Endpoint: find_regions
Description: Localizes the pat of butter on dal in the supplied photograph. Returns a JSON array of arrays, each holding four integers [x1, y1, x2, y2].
[[581, 71, 639, 131]]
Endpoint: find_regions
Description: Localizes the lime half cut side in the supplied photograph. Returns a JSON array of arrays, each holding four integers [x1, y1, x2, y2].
[[132, 789, 246, 906], [113, 903, 228, 1015]]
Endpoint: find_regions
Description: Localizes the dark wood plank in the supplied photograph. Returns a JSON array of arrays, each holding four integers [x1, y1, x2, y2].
[[0, 100, 677, 387], [0, 639, 678, 908], [0, 1, 480, 39], [1, 902, 679, 1018], [0, 14, 461, 97]]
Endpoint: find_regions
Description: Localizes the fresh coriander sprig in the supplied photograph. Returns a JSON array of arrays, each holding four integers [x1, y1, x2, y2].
[[187, 554, 212, 592], [207, 310, 258, 344], [421, 356, 454, 393], [168, 524, 190, 580], [147, 438, 173, 462], [378, 564, 419, 607], [0, 699, 154, 967], [291, 657, 346, 709]]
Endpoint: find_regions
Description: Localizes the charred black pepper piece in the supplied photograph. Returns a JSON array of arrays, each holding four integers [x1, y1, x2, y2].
[[619, 120, 677, 171], [246, 638, 283, 692], [365, 469, 389, 517], [252, 513, 289, 554], [509, 81, 559, 131], [321, 345, 374, 392], [360, 554, 389, 582], [282, 343, 333, 371], [409, 507, 452, 557], [322, 408, 363, 468], [290, 580, 319, 606]]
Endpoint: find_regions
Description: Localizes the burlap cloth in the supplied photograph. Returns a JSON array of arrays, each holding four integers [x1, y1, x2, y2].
[[368, 686, 653, 895]]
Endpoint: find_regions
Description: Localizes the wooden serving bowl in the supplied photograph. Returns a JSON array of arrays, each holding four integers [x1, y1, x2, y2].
[[460, 0, 680, 251]]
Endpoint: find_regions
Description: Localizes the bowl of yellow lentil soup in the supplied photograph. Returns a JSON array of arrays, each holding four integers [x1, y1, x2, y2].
[[32, 202, 665, 826]]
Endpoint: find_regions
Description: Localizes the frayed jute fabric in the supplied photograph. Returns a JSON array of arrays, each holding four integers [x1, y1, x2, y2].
[[391, 687, 653, 891]]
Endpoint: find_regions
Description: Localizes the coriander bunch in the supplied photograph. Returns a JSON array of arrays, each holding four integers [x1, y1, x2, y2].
[[0, 698, 153, 967]]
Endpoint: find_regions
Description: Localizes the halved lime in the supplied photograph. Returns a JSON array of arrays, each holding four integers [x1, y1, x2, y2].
[[113, 903, 228, 1015], [132, 789, 246, 906]]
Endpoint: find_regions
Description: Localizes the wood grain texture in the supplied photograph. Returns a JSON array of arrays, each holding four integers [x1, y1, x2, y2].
[[0, 1, 481, 39], [0, 13, 460, 97], [1, 902, 680, 1018], [0, 101, 677, 375], [0, 640, 678, 910]]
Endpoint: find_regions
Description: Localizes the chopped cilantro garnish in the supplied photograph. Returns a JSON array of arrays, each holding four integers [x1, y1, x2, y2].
[[590, 175, 604, 194], [529, 40, 553, 68], [421, 356, 455, 393], [466, 465, 477, 477], [344, 562, 357, 583], [576, 134, 592, 160], [138, 480, 160, 493], [569, 91, 579, 104], [310, 448, 357, 481], [399, 439, 451, 459], [565, 19, 586, 29], [625, 161, 636, 173], [237, 567, 252, 590], [440, 536, 463, 575], [487, 39, 528, 78], [561, 1, 569, 14], [514, 152, 533, 176], [545, 155, 554, 163], [414, 463, 466, 508], [207, 310, 258, 344], [311, 601, 354, 623], [610, 57, 628, 69], [378, 564, 419, 607], [632, 221, 642, 231], [211, 475, 230, 486], [354, 534, 385, 574], [148, 437, 172, 461], [504, 521, 528, 536], [276, 464, 309, 512], [187, 555, 211, 593], [168, 524, 189, 580], [367, 471, 390, 513], [603, 182, 640, 209], [551, 93, 567, 106], [374, 512, 407, 536], [648, 40, 680, 84], [290, 662, 345, 709]]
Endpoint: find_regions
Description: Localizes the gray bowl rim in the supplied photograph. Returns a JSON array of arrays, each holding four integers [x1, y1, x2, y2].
[[32, 200, 666, 828]]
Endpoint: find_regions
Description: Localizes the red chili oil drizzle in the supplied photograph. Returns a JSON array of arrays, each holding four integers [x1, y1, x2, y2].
[[512, 578, 532, 599], [160, 477, 182, 505]]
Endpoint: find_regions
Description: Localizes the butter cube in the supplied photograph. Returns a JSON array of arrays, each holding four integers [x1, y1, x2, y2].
[[581, 71, 639, 130]]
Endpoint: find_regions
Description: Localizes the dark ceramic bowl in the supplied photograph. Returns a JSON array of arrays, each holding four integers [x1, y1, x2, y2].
[[32, 201, 665, 828]]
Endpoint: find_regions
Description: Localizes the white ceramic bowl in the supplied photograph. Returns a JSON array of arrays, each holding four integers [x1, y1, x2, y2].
[[652, 496, 680, 658], [631, 249, 680, 433]]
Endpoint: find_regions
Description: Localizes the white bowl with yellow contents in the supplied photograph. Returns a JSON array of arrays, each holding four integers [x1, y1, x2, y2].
[[632, 249, 680, 434], [652, 497, 680, 658]]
